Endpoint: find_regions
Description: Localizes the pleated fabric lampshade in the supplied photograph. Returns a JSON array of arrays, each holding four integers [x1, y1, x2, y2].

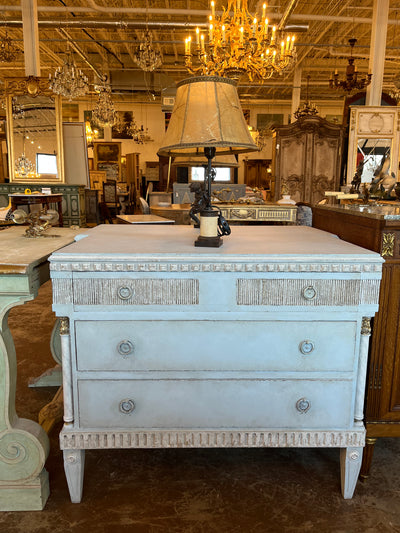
[[158, 76, 258, 158]]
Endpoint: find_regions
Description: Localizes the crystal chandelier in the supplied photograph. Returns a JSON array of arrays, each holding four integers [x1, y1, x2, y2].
[[329, 38, 372, 93], [49, 47, 89, 100], [185, 0, 296, 82], [11, 97, 25, 120], [0, 30, 18, 63], [92, 83, 116, 127], [15, 153, 35, 178], [133, 30, 162, 72], [389, 75, 400, 103]]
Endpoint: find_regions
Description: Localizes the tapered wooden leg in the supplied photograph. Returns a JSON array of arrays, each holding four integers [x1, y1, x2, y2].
[[359, 437, 377, 481], [63, 449, 85, 503], [340, 446, 362, 499]]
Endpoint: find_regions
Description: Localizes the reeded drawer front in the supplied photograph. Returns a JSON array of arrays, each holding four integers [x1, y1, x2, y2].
[[72, 278, 199, 306], [75, 320, 357, 372], [237, 278, 380, 307], [77, 379, 353, 429]]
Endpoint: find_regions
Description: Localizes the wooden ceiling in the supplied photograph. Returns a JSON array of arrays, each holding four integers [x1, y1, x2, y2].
[[0, 1, 399, 104]]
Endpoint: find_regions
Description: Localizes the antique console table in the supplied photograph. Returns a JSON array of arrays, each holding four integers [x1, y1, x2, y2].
[[150, 203, 297, 224], [312, 203, 400, 479], [0, 226, 83, 511], [9, 193, 64, 227], [49, 225, 382, 503]]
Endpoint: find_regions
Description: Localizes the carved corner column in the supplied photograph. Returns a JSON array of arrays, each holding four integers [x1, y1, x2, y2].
[[0, 293, 50, 511], [354, 317, 372, 426]]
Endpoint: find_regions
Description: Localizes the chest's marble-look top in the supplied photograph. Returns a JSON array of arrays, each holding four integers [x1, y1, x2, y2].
[[49, 225, 382, 269]]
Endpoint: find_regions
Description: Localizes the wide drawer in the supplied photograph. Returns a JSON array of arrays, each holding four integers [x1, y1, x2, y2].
[[75, 320, 357, 372], [77, 378, 353, 429]]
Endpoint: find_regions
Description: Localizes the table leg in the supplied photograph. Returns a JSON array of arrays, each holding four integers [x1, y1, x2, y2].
[[0, 288, 50, 510], [340, 446, 363, 499]]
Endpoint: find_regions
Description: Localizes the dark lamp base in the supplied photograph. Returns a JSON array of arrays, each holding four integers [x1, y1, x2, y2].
[[194, 235, 223, 248]]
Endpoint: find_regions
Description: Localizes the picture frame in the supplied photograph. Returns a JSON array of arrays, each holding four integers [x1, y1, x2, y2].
[[93, 142, 121, 179]]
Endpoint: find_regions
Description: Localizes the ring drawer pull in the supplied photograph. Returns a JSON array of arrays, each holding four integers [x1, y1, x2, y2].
[[299, 340, 315, 355], [296, 398, 311, 414], [119, 399, 135, 414], [302, 285, 317, 300], [117, 340, 134, 356], [117, 286, 133, 300]]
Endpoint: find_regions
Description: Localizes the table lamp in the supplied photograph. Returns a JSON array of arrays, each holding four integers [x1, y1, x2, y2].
[[158, 76, 258, 247]]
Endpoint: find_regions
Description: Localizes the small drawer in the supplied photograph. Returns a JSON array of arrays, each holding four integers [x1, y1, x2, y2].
[[72, 278, 199, 306], [75, 320, 357, 373], [77, 378, 353, 430]]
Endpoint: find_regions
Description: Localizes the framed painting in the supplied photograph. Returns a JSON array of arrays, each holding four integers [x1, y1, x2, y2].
[[94, 142, 121, 179]]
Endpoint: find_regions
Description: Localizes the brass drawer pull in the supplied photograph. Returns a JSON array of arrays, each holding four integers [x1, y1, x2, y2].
[[299, 340, 315, 355], [302, 285, 317, 300], [117, 340, 134, 356], [296, 398, 311, 413], [117, 286, 133, 300], [119, 399, 135, 414]]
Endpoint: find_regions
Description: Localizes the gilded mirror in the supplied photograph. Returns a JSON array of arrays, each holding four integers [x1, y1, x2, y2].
[[5, 77, 64, 183]]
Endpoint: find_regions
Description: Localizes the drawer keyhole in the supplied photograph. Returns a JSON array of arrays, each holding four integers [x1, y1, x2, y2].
[[296, 398, 311, 414], [299, 340, 315, 355], [118, 286, 133, 300], [302, 285, 317, 300], [119, 399, 135, 414], [117, 340, 134, 356]]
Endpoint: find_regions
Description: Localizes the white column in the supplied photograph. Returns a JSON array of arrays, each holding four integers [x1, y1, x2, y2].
[[21, 0, 40, 77], [366, 0, 389, 106], [291, 67, 302, 121]]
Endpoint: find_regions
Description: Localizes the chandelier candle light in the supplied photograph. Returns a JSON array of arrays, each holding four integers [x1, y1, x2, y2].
[[185, 0, 296, 81]]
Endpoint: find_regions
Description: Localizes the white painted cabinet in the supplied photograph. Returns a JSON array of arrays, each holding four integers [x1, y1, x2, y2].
[[49, 225, 383, 502]]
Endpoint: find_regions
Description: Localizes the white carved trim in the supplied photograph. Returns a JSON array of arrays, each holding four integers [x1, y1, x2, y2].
[[60, 429, 365, 450], [49, 261, 382, 274]]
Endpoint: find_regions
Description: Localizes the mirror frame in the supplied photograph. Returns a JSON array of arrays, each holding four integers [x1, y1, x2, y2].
[[5, 76, 65, 183], [347, 106, 400, 185]]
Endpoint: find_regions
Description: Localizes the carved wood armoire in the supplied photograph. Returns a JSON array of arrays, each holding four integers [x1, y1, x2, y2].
[[272, 115, 344, 205]]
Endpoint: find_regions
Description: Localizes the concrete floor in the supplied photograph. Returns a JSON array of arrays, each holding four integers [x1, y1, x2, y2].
[[1, 281, 400, 533]]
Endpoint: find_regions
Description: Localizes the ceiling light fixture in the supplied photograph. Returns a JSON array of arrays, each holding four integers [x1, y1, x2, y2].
[[0, 30, 18, 63], [49, 46, 89, 100], [329, 38, 372, 93], [294, 75, 318, 119], [133, 30, 162, 72], [185, 0, 296, 82], [92, 81, 117, 127]]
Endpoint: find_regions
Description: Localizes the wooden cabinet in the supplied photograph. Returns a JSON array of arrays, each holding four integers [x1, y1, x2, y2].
[[50, 225, 382, 502], [244, 159, 274, 199], [272, 116, 344, 205], [312, 204, 400, 479]]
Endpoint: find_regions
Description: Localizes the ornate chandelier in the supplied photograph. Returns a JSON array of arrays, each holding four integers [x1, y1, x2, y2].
[[294, 75, 319, 119], [49, 47, 89, 100], [389, 75, 400, 103], [92, 83, 116, 127], [329, 38, 372, 93], [15, 153, 35, 178], [185, 0, 296, 82], [11, 97, 25, 120], [133, 30, 162, 72], [0, 30, 18, 63]]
